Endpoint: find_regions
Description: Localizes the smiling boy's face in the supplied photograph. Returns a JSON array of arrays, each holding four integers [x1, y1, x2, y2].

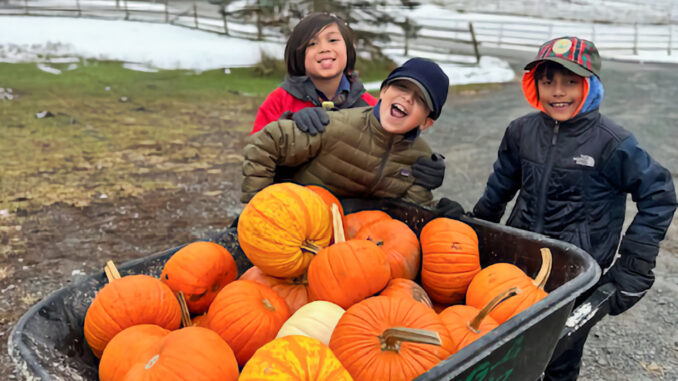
[[379, 80, 434, 134], [537, 69, 584, 122]]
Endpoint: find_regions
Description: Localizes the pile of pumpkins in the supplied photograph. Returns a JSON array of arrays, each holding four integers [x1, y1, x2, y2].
[[83, 182, 552, 381]]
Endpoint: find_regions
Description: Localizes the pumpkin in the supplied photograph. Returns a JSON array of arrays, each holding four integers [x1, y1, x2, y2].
[[239, 266, 309, 313], [330, 296, 455, 381], [439, 287, 519, 351], [238, 182, 332, 278], [466, 248, 552, 324], [355, 219, 420, 280], [84, 272, 182, 358], [123, 326, 239, 381], [307, 240, 390, 310], [307, 184, 346, 242], [307, 206, 391, 309], [379, 278, 433, 308], [240, 335, 352, 380], [344, 210, 392, 239], [420, 217, 481, 304], [206, 279, 290, 366], [99, 324, 169, 381], [160, 241, 237, 314], [276, 301, 345, 346]]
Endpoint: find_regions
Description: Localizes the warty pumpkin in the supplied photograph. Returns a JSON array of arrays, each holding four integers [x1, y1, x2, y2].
[[379, 278, 433, 308], [439, 287, 520, 351], [160, 241, 237, 314], [344, 209, 392, 239], [330, 295, 455, 381], [99, 324, 169, 381], [466, 248, 552, 324], [239, 265, 309, 314], [240, 335, 352, 380], [420, 217, 481, 304], [123, 326, 239, 381], [237, 182, 332, 278], [206, 279, 290, 367], [276, 300, 345, 346], [84, 268, 182, 358], [355, 218, 421, 280]]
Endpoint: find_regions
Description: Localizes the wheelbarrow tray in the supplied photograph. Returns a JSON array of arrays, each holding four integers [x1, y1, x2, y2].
[[9, 198, 600, 381]]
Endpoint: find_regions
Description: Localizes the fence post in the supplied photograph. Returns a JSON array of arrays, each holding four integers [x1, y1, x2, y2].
[[193, 0, 198, 29], [669, 24, 673, 56], [222, 11, 229, 35], [23, 0, 28, 15], [633, 23, 638, 55], [124, 0, 129, 20], [469, 22, 481, 64], [591, 23, 596, 41], [164, 0, 168, 23], [498, 22, 503, 46], [76, 0, 81, 17]]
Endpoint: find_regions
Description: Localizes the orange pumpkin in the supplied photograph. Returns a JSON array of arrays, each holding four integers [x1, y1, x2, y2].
[[240, 335, 351, 380], [306, 185, 345, 236], [330, 295, 455, 381], [307, 239, 391, 309], [420, 218, 481, 304], [84, 274, 182, 358], [439, 287, 519, 351], [206, 280, 290, 366], [238, 182, 332, 278], [379, 278, 433, 308], [239, 266, 309, 313], [160, 241, 237, 314], [99, 324, 169, 381], [466, 248, 552, 324], [123, 326, 239, 381], [344, 210, 392, 239], [355, 218, 420, 279]]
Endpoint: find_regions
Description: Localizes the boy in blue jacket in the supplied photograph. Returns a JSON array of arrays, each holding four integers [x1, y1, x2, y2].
[[472, 37, 676, 380]]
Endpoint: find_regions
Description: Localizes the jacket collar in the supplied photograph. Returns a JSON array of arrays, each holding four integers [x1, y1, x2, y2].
[[281, 73, 367, 107]]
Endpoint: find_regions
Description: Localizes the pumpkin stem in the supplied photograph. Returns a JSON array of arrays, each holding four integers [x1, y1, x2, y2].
[[331, 203, 346, 243], [468, 286, 520, 333], [533, 248, 553, 290], [262, 298, 275, 311], [300, 241, 322, 254], [291, 273, 309, 286], [379, 327, 441, 353], [103, 260, 121, 282], [177, 291, 192, 328]]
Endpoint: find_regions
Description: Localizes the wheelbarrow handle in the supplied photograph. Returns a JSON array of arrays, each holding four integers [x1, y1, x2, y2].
[[550, 282, 617, 359]]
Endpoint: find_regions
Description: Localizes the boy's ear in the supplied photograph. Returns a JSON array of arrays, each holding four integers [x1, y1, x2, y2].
[[419, 117, 435, 132]]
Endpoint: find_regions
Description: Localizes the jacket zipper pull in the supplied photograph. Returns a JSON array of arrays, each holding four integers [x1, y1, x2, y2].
[[551, 121, 560, 145]]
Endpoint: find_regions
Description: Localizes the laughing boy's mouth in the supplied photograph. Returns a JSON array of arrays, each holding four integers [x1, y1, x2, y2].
[[391, 103, 408, 117]]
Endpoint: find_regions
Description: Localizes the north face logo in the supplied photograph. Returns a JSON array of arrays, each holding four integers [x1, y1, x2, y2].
[[573, 154, 595, 167]]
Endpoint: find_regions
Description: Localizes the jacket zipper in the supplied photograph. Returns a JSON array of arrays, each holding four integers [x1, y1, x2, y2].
[[534, 121, 559, 234], [369, 135, 394, 193]]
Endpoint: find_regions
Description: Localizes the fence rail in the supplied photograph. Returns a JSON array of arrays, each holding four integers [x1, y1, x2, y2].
[[2, 0, 677, 64]]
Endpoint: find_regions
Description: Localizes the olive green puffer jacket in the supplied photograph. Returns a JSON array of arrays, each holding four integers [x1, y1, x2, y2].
[[241, 107, 433, 205]]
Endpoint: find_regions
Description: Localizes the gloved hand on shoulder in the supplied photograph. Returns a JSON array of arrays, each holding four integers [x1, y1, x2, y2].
[[599, 238, 657, 316], [436, 197, 465, 219], [289, 107, 330, 136], [412, 153, 446, 190]]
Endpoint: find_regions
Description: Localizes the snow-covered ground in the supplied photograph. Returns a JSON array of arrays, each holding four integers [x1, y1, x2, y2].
[[0, 15, 515, 86]]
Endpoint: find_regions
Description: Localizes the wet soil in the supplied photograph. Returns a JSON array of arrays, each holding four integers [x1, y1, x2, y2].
[[2, 58, 677, 380]]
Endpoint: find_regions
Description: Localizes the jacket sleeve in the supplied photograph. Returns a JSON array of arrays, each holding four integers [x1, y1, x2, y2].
[[472, 123, 522, 222], [403, 185, 434, 207], [252, 88, 286, 135], [599, 135, 677, 313], [241, 119, 323, 202]]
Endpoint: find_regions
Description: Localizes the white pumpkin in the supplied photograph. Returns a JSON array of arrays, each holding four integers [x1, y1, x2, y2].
[[276, 300, 345, 345]]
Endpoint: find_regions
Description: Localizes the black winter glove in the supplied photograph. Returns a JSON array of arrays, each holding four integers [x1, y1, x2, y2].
[[290, 107, 330, 136], [599, 240, 657, 316], [412, 153, 446, 190], [436, 197, 465, 219]]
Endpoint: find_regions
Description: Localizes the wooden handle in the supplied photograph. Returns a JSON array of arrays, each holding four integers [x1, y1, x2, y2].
[[104, 260, 121, 282]]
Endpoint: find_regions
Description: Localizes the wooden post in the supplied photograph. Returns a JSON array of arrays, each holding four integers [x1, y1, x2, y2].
[[497, 22, 503, 46], [668, 24, 673, 56], [469, 22, 481, 64], [124, 0, 129, 20], [591, 23, 596, 42], [222, 9, 229, 35], [633, 23, 638, 55], [193, 0, 198, 29], [75, 0, 81, 17], [164, 0, 169, 23], [24, 0, 28, 15]]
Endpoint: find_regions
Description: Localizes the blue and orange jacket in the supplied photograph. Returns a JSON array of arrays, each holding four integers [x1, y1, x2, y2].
[[251, 74, 377, 134], [473, 67, 676, 298]]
